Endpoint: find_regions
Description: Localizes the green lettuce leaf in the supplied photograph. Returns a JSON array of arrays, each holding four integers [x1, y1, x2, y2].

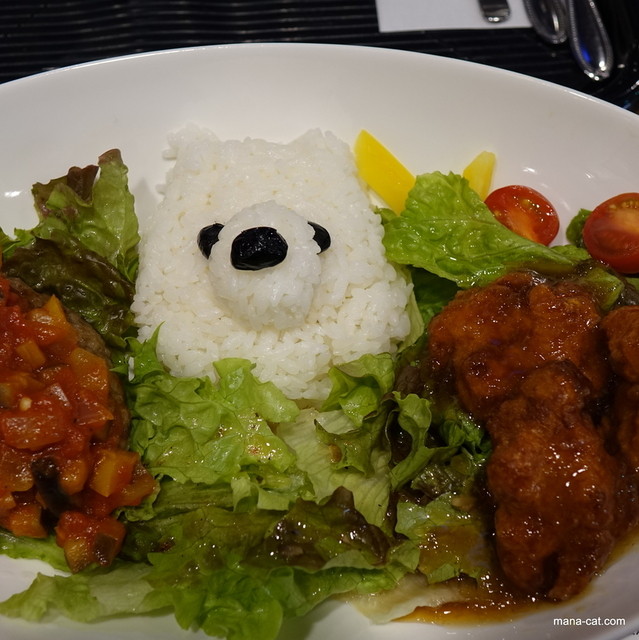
[[0, 530, 67, 571], [410, 267, 459, 325], [131, 483, 416, 639], [0, 562, 158, 623], [320, 352, 395, 426], [566, 207, 591, 248], [0, 335, 421, 640], [396, 494, 491, 584], [395, 403, 493, 585], [388, 393, 436, 489], [1, 236, 136, 351], [382, 171, 576, 288], [124, 332, 305, 511], [279, 408, 393, 529], [125, 485, 416, 640], [0, 150, 139, 350], [30, 148, 139, 282]]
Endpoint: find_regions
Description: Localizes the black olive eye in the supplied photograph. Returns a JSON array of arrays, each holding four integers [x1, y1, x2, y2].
[[231, 226, 288, 271], [308, 222, 331, 253], [198, 223, 224, 259]]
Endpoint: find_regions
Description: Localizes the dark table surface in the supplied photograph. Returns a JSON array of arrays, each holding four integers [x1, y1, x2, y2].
[[2, 0, 639, 111]]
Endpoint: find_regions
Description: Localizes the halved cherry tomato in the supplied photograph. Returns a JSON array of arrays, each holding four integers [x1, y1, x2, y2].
[[485, 185, 559, 245], [582, 193, 639, 274]]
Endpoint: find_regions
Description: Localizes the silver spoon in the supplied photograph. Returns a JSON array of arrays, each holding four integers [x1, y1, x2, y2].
[[523, 0, 567, 44], [565, 0, 614, 81], [477, 0, 511, 23]]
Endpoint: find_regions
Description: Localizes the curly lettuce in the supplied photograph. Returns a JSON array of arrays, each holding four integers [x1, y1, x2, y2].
[[0, 149, 138, 350], [7, 161, 624, 640], [0, 340, 424, 640]]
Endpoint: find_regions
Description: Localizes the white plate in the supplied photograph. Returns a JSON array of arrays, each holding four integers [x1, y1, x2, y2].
[[0, 42, 638, 640]]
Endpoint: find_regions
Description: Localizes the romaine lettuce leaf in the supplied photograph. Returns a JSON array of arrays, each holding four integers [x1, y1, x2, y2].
[[382, 171, 576, 288], [410, 267, 459, 324]]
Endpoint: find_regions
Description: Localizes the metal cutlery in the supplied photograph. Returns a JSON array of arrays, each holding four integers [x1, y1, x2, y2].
[[478, 0, 614, 83], [523, 0, 567, 44], [564, 0, 614, 81], [592, 0, 639, 109], [478, 0, 511, 23], [524, 0, 614, 82]]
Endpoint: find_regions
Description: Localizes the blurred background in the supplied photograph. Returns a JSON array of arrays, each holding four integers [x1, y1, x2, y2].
[[2, 0, 638, 110]]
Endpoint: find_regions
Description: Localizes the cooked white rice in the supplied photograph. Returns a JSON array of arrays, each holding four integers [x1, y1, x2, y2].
[[207, 200, 323, 330], [132, 127, 412, 401]]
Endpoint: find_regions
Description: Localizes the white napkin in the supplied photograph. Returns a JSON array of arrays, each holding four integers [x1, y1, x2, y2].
[[376, 0, 531, 32]]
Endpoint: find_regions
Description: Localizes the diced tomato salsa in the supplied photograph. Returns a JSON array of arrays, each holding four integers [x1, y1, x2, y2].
[[0, 275, 155, 572]]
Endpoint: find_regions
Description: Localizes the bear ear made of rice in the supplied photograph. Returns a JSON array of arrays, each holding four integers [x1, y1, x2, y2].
[[196, 220, 331, 268], [308, 222, 331, 253], [197, 223, 224, 259]]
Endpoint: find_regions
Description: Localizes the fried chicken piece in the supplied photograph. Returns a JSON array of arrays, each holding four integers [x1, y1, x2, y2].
[[601, 306, 639, 473], [600, 306, 639, 526], [423, 270, 623, 600], [486, 362, 619, 600], [601, 305, 639, 383], [428, 271, 610, 421]]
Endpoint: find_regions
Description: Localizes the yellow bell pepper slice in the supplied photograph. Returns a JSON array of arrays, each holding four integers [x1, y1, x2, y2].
[[462, 150, 496, 201], [354, 130, 415, 214]]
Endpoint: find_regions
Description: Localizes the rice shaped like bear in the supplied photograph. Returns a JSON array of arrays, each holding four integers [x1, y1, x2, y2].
[[132, 127, 413, 401]]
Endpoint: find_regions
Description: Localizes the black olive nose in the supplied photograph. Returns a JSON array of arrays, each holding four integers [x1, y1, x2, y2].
[[231, 226, 288, 271]]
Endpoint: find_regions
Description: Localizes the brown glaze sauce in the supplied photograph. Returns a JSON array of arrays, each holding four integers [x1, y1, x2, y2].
[[401, 531, 639, 626]]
